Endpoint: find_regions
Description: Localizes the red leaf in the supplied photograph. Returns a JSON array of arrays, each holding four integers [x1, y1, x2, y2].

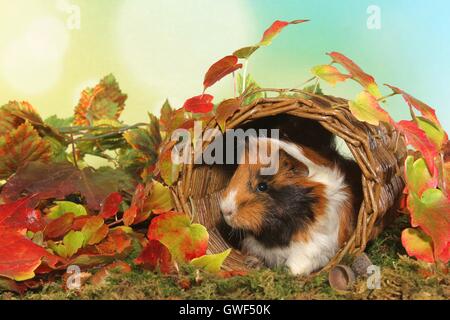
[[134, 240, 173, 274], [183, 94, 214, 114], [0, 231, 61, 281], [43, 213, 75, 240], [395, 120, 438, 175], [203, 56, 242, 90], [100, 192, 123, 219], [385, 84, 441, 126], [0, 196, 43, 233]]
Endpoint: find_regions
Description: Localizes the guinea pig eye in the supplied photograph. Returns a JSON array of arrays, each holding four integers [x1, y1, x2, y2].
[[256, 182, 268, 192]]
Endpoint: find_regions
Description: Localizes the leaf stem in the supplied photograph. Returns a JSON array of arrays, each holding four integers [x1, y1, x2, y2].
[[241, 60, 249, 94], [377, 92, 397, 102]]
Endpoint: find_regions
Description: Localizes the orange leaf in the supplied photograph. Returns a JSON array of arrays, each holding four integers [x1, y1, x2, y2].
[[204, 56, 242, 90], [402, 228, 435, 263], [311, 65, 350, 86], [123, 205, 138, 226], [0, 122, 51, 179], [260, 19, 309, 46], [215, 98, 241, 132], [73, 74, 127, 126], [328, 52, 382, 98]]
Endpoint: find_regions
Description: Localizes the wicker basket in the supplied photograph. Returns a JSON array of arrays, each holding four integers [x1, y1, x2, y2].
[[171, 89, 407, 272]]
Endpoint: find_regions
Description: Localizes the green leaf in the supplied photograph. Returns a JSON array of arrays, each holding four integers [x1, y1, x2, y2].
[[51, 231, 85, 258], [405, 156, 436, 196], [416, 116, 448, 150], [233, 46, 260, 59], [190, 249, 231, 273], [143, 180, 174, 214], [44, 115, 74, 129], [48, 201, 87, 219]]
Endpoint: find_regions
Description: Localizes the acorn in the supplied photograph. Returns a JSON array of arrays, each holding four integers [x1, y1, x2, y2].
[[351, 253, 373, 277], [328, 265, 356, 292]]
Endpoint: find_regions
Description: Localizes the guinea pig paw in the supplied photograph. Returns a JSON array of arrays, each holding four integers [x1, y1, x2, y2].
[[244, 255, 265, 269]]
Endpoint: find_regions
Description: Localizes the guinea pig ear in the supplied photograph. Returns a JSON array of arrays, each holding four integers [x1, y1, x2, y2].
[[279, 149, 309, 176]]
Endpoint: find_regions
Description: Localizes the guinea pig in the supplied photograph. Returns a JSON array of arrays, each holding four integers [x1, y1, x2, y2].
[[219, 137, 361, 275]]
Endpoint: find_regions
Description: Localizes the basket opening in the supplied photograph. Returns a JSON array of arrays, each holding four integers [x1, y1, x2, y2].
[[189, 114, 363, 254]]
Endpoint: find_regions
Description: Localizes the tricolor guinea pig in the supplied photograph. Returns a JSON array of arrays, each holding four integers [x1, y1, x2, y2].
[[219, 137, 360, 275]]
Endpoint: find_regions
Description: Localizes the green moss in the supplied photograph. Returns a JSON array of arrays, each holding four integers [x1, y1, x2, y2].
[[1, 216, 448, 300]]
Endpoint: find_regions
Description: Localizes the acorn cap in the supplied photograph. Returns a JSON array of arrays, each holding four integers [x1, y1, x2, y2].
[[351, 252, 373, 277], [328, 265, 356, 292]]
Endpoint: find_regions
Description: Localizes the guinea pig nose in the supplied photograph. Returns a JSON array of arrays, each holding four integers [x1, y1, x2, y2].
[[220, 190, 238, 216]]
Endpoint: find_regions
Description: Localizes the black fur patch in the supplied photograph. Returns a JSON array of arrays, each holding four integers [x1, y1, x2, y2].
[[253, 184, 317, 248]]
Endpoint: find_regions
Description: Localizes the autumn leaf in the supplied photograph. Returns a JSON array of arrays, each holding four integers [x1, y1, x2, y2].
[[203, 55, 242, 91], [183, 94, 214, 114], [159, 100, 189, 136], [73, 74, 127, 126], [233, 46, 260, 59], [43, 213, 75, 240], [385, 84, 441, 126], [215, 98, 241, 132], [416, 116, 448, 150], [0, 196, 43, 233], [89, 261, 131, 286], [81, 216, 109, 246], [0, 101, 44, 136], [0, 231, 60, 281], [49, 230, 84, 259], [157, 144, 181, 186], [0, 122, 51, 179], [407, 189, 450, 262], [348, 91, 392, 126], [1, 162, 123, 211], [401, 228, 435, 263], [134, 240, 173, 274], [396, 120, 438, 175], [123, 205, 138, 226], [47, 201, 87, 219], [405, 156, 437, 196], [190, 249, 231, 273], [148, 212, 208, 263], [259, 19, 309, 46], [143, 180, 174, 214], [100, 192, 123, 219], [311, 65, 350, 86], [328, 52, 382, 98]]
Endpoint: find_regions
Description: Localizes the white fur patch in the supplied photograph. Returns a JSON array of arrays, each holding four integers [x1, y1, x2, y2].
[[220, 189, 238, 223], [242, 138, 350, 275]]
